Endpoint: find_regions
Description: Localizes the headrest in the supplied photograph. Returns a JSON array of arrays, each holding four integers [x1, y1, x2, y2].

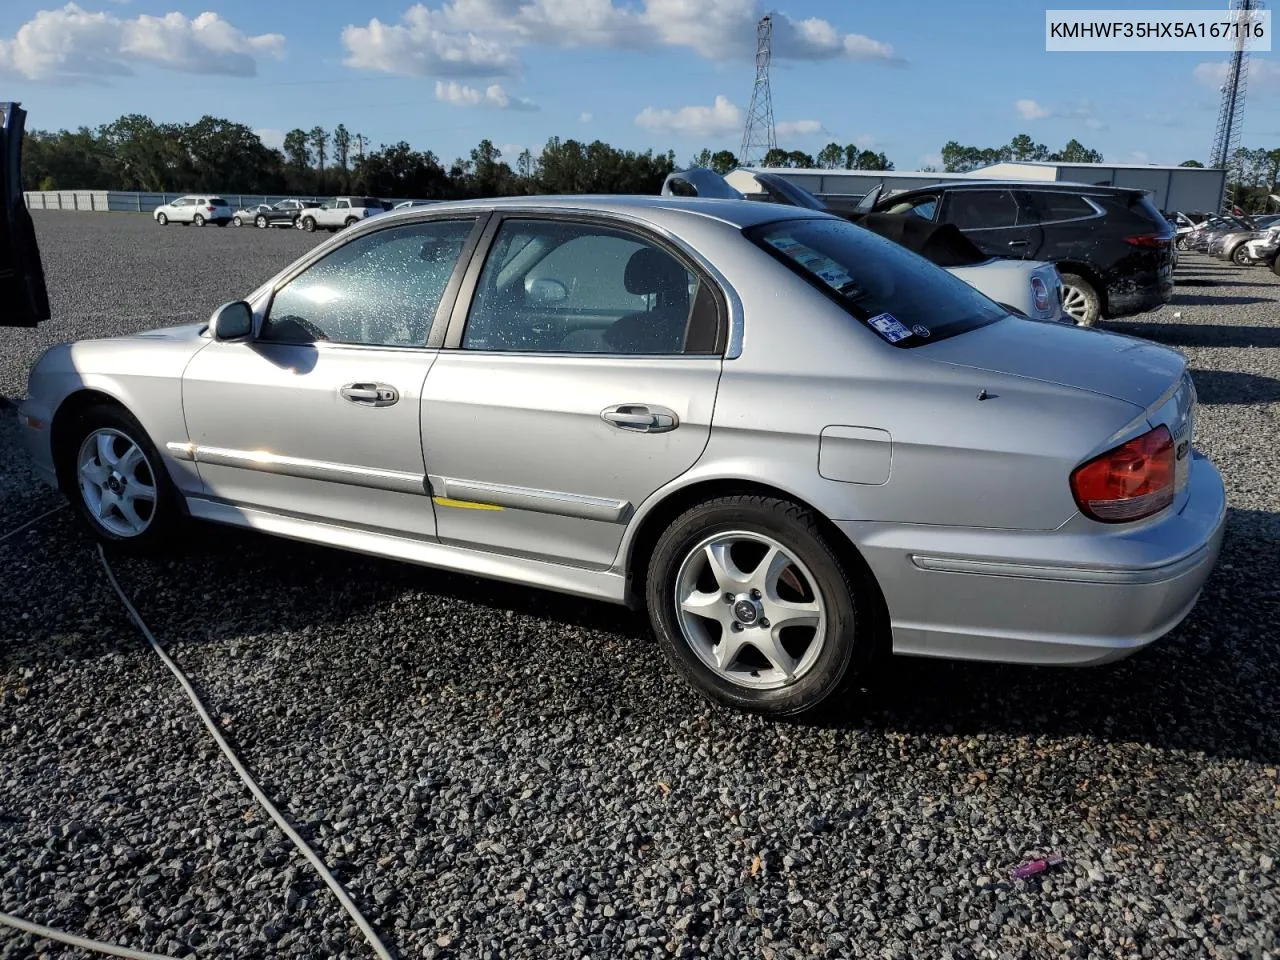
[[624, 247, 689, 296]]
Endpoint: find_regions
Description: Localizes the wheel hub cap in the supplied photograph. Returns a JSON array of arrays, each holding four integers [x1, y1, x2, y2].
[[732, 595, 761, 625]]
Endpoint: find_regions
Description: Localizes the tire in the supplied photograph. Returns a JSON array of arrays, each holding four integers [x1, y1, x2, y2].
[[156, 213, 167, 226], [1176, 236, 1189, 251], [1272, 258, 1280, 278], [193, 213, 205, 226], [1059, 273, 1101, 327], [256, 215, 267, 229], [299, 216, 316, 232], [645, 495, 874, 717], [1231, 244, 1250, 266], [233, 216, 243, 227], [58, 404, 181, 554], [344, 217, 359, 228]]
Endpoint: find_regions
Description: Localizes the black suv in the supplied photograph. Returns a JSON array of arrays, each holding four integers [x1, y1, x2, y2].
[[861, 181, 1175, 326]]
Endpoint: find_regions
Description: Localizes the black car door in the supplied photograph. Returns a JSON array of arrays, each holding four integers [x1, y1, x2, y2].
[[0, 103, 49, 328], [938, 188, 1043, 259]]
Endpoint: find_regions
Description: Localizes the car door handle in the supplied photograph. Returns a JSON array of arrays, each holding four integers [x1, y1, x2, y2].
[[1006, 239, 1030, 247], [341, 382, 399, 407], [601, 404, 679, 433]]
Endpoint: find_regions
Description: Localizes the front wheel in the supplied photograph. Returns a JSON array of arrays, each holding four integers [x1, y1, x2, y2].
[[1232, 245, 1250, 266], [193, 213, 205, 227], [646, 495, 872, 717], [1176, 236, 1189, 251], [60, 405, 181, 553], [1059, 273, 1101, 327], [301, 216, 317, 232], [256, 215, 267, 228], [156, 213, 168, 226]]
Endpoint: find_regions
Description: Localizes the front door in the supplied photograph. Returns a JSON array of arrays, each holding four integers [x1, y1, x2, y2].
[[181, 216, 480, 537], [421, 215, 725, 570], [941, 188, 1044, 259], [0, 102, 49, 328]]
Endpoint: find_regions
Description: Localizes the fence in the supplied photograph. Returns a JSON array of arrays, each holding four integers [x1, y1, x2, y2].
[[23, 191, 419, 212]]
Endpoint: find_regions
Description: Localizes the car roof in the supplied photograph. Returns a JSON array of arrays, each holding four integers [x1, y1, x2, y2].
[[365, 194, 830, 230], [889, 179, 1140, 196]]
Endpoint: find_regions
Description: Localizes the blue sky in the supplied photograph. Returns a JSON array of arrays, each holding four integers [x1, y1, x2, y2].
[[1, 0, 1276, 169]]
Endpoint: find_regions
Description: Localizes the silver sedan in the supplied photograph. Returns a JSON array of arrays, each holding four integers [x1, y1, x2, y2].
[[17, 196, 1226, 716]]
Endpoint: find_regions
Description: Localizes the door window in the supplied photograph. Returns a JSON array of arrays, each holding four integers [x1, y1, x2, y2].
[[1027, 191, 1097, 224], [945, 190, 1020, 229], [338, 199, 350, 209], [461, 219, 715, 355], [260, 219, 475, 347], [883, 194, 938, 220]]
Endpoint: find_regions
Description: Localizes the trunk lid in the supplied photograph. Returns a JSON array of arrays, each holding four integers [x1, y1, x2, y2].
[[923, 315, 1186, 409]]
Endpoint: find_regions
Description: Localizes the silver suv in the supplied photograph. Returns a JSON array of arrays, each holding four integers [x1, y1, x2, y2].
[[296, 197, 387, 233]]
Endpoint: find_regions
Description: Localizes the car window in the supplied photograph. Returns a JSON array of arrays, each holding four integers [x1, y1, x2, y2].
[[260, 219, 475, 347], [209, 197, 227, 206], [462, 219, 708, 355], [749, 216, 1006, 347], [882, 194, 938, 220], [1030, 192, 1097, 223], [338, 199, 350, 209], [945, 190, 1020, 229]]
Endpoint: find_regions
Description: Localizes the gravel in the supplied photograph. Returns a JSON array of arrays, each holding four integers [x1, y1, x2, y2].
[[2, 219, 1279, 959]]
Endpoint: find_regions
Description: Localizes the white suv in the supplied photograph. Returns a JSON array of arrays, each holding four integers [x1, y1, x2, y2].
[[296, 196, 386, 232], [153, 195, 233, 227]]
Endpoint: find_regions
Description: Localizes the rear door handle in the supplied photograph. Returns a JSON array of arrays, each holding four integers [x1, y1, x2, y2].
[[1007, 239, 1029, 247], [601, 404, 679, 433], [341, 382, 399, 407]]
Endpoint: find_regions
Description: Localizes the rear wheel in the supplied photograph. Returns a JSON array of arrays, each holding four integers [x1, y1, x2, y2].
[[301, 216, 317, 232], [60, 405, 181, 553], [344, 216, 359, 228], [256, 214, 267, 228], [1060, 273, 1101, 327], [1176, 236, 1189, 251], [646, 495, 872, 717], [156, 213, 168, 226], [193, 213, 205, 227]]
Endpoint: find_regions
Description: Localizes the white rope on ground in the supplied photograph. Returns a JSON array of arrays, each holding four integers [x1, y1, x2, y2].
[[0, 537, 398, 960], [0, 911, 176, 960], [93, 545, 397, 960], [0, 504, 66, 545]]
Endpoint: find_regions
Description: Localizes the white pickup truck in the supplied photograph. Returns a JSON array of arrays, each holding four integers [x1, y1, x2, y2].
[[296, 196, 387, 233]]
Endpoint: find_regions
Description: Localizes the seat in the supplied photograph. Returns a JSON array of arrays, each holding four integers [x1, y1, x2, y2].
[[600, 247, 692, 354]]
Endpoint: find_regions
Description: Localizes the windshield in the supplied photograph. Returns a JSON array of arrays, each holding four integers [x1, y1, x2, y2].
[[748, 217, 1007, 347]]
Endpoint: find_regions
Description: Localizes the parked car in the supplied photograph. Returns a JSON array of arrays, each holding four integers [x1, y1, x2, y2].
[[254, 199, 312, 229], [1240, 226, 1280, 267], [16, 195, 1225, 716], [1188, 215, 1252, 253], [1212, 215, 1280, 264], [153, 195, 233, 227], [855, 181, 1175, 327], [233, 203, 271, 227], [296, 196, 385, 233], [671, 167, 1068, 324]]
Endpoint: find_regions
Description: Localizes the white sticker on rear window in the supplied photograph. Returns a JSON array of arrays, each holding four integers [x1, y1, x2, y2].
[[764, 235, 860, 296], [868, 313, 912, 343]]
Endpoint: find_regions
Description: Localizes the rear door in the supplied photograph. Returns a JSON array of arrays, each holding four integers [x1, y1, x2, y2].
[[420, 214, 725, 570], [0, 102, 50, 328], [940, 188, 1043, 258]]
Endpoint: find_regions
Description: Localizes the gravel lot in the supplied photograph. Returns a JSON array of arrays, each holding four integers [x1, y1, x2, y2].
[[2, 212, 1278, 960]]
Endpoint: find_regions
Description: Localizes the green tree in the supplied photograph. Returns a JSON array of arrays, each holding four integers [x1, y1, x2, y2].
[[1179, 159, 1205, 168], [1049, 138, 1103, 163], [761, 147, 790, 168], [817, 142, 844, 169], [1009, 133, 1050, 161], [709, 150, 738, 174], [851, 149, 893, 171]]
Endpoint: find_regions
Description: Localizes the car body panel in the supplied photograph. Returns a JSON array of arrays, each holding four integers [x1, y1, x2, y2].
[[19, 195, 1226, 668]]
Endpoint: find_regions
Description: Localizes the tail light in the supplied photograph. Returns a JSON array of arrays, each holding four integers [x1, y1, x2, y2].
[[1124, 233, 1171, 248], [206, 205, 215, 212], [1070, 425, 1175, 522], [1030, 276, 1051, 314]]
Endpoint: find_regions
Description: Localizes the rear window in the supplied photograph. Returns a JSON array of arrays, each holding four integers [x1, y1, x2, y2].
[[749, 217, 1007, 347], [1130, 194, 1175, 235], [209, 197, 227, 206], [357, 197, 382, 208], [1034, 192, 1096, 222]]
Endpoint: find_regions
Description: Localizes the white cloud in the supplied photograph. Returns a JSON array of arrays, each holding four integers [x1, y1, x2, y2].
[[775, 119, 822, 138], [635, 94, 741, 137], [1127, 150, 1150, 164], [498, 142, 525, 158], [0, 3, 284, 80], [342, 1, 897, 78], [254, 127, 285, 150], [434, 79, 536, 109], [1015, 98, 1050, 120], [1194, 57, 1280, 89], [579, 111, 593, 123], [919, 152, 944, 169]]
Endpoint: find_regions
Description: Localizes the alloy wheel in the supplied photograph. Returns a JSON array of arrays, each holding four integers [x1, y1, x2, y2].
[[76, 428, 157, 538], [674, 531, 827, 690], [1061, 284, 1091, 324]]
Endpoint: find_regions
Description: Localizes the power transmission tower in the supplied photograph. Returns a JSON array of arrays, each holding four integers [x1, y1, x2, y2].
[[739, 15, 777, 167], [1210, 0, 1261, 211]]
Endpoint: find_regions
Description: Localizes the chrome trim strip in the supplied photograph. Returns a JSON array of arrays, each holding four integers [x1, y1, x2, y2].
[[183, 443, 427, 495], [429, 474, 631, 523], [910, 545, 1211, 585]]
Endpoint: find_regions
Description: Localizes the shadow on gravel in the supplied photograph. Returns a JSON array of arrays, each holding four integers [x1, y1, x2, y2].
[[1174, 279, 1265, 288], [1168, 294, 1274, 307], [1189, 368, 1280, 405], [1109, 320, 1280, 349]]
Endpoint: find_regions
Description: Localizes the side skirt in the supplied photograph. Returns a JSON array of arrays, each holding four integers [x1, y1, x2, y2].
[[185, 496, 629, 605]]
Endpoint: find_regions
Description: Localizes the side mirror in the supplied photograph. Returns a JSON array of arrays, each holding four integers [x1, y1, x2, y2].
[[210, 300, 254, 341], [525, 277, 568, 304]]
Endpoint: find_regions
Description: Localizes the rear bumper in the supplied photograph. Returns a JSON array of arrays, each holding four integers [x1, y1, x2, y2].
[[1106, 275, 1173, 318], [839, 453, 1226, 666]]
